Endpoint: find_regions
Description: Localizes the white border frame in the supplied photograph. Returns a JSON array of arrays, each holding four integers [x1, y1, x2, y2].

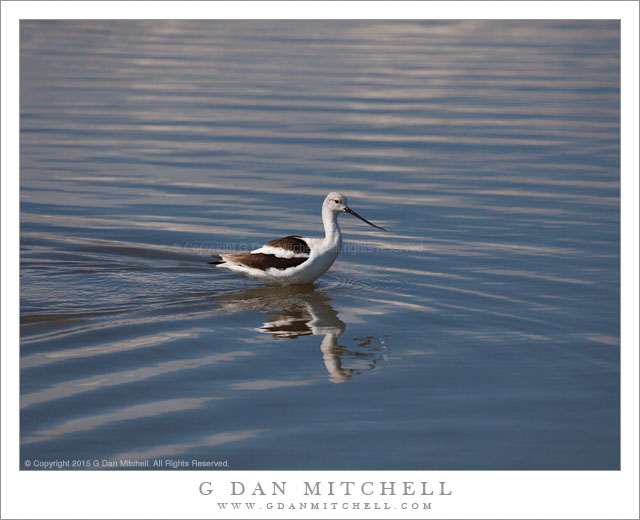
[[2, 2, 638, 519]]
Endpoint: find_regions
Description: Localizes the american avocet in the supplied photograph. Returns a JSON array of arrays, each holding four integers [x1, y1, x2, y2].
[[210, 192, 386, 286]]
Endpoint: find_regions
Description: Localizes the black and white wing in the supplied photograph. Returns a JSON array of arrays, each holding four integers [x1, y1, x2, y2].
[[214, 235, 310, 271]]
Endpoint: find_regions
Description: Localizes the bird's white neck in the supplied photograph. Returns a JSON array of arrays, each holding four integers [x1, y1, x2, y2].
[[322, 208, 342, 250]]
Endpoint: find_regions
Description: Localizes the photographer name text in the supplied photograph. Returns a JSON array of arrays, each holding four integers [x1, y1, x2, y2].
[[199, 480, 452, 497], [24, 458, 228, 469]]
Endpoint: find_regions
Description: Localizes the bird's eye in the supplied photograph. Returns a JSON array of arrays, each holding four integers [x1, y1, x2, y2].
[[334, 199, 340, 203]]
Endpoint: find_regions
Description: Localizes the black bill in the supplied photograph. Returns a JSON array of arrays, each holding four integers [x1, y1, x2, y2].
[[345, 207, 386, 231]]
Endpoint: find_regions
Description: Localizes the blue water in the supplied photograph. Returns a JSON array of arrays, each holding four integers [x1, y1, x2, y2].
[[20, 20, 619, 470]]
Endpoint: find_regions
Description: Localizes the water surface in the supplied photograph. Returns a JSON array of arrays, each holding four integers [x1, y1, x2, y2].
[[20, 20, 620, 470]]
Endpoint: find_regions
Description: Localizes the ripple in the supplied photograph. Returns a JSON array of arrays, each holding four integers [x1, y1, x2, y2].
[[318, 263, 409, 293]]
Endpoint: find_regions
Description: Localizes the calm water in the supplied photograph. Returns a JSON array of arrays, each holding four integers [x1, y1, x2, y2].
[[20, 20, 620, 470]]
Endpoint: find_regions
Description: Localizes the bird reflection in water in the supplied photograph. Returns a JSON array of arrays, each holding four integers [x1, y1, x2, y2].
[[216, 285, 387, 383]]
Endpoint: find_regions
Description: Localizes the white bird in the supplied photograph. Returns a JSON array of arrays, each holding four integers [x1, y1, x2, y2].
[[210, 192, 386, 285]]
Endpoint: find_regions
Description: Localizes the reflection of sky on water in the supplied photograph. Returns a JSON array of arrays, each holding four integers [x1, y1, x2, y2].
[[22, 20, 618, 185], [110, 430, 261, 464], [21, 351, 254, 409], [20, 20, 619, 469], [21, 397, 216, 446]]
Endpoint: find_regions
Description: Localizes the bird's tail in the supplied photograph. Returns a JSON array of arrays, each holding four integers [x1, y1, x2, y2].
[[208, 254, 225, 265]]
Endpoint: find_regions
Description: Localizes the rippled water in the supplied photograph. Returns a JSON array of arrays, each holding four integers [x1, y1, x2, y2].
[[20, 20, 620, 470]]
